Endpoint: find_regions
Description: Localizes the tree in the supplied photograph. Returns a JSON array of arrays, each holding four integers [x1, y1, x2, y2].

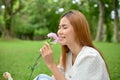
[[87, 0, 99, 39], [113, 0, 119, 42], [95, 0, 105, 41], [1, 0, 22, 39], [104, 0, 113, 42]]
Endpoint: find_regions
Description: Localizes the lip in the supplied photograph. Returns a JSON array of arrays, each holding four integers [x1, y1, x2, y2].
[[58, 37, 65, 41]]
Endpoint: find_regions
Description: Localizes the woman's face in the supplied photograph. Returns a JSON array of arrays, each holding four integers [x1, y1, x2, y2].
[[57, 17, 76, 46]]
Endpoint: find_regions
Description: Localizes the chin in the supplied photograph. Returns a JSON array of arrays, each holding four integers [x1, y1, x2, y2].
[[60, 43, 67, 46], [59, 41, 66, 46]]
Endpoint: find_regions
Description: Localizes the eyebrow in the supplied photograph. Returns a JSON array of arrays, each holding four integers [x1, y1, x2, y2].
[[59, 24, 67, 27]]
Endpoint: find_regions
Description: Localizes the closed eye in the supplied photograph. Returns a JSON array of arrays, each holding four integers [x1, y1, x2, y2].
[[63, 26, 67, 29], [58, 24, 68, 29]]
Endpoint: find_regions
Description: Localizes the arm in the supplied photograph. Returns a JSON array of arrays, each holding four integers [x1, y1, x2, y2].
[[40, 42, 66, 80], [49, 64, 66, 80]]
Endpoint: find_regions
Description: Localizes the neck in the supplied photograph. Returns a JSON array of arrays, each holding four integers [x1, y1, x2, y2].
[[67, 42, 82, 57], [67, 42, 82, 65]]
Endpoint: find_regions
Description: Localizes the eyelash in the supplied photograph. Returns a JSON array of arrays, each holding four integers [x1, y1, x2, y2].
[[58, 26, 67, 29], [63, 27, 67, 29]]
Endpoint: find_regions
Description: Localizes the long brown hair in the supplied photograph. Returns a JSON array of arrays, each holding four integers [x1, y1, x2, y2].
[[60, 10, 109, 75]]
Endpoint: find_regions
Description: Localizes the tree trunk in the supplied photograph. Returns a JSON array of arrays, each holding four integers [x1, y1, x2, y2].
[[1, 0, 22, 39], [3, 13, 13, 39], [1, 0, 13, 39], [106, 23, 112, 42], [113, 0, 119, 42], [95, 0, 105, 41]]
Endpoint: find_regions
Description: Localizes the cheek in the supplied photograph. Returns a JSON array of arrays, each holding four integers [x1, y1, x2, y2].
[[64, 28, 74, 35], [67, 29, 75, 37], [65, 30, 76, 42]]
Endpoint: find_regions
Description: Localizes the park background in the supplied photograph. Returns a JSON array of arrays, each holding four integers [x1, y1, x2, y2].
[[0, 0, 120, 80]]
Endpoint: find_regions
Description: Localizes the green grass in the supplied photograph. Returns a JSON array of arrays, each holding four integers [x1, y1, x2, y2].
[[0, 39, 120, 80], [94, 42, 120, 80], [0, 39, 61, 80]]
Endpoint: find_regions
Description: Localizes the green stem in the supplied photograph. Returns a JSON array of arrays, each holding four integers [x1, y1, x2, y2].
[[29, 54, 41, 80]]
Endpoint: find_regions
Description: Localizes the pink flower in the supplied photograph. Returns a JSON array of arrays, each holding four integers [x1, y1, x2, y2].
[[29, 32, 59, 80], [47, 32, 59, 44]]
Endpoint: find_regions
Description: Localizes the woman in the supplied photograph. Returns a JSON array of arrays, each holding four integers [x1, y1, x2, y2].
[[34, 10, 110, 80]]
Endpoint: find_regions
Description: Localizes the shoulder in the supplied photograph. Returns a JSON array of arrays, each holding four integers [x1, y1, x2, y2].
[[80, 46, 102, 60], [72, 46, 110, 80], [82, 46, 99, 56], [75, 46, 104, 65]]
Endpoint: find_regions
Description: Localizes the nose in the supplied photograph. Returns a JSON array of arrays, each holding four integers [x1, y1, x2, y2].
[[57, 29, 63, 36]]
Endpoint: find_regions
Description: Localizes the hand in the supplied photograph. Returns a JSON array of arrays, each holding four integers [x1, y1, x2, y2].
[[40, 42, 55, 67]]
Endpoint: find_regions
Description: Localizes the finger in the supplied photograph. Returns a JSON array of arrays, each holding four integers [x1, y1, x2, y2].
[[46, 43, 53, 55], [40, 48, 44, 54], [39, 49, 43, 57], [40, 49, 42, 53], [41, 45, 46, 52], [41, 45, 48, 55], [46, 42, 52, 50], [40, 46, 45, 53], [45, 42, 49, 49]]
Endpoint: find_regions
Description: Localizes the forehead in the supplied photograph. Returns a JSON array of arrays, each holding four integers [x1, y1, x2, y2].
[[59, 17, 71, 25]]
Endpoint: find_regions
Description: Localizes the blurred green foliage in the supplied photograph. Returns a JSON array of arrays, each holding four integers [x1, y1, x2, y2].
[[0, 0, 119, 41]]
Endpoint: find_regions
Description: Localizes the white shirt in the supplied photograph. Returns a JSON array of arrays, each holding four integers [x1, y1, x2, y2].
[[58, 46, 110, 80]]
